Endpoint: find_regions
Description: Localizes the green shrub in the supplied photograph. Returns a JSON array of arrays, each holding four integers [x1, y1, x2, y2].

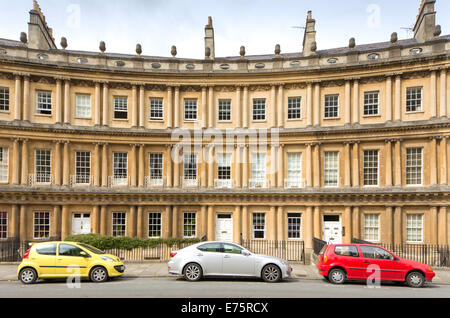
[[64, 234, 201, 251]]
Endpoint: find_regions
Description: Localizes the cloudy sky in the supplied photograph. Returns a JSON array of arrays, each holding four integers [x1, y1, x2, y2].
[[1, 0, 449, 58]]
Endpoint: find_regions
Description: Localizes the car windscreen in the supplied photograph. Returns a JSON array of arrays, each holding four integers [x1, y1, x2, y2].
[[78, 243, 105, 254]]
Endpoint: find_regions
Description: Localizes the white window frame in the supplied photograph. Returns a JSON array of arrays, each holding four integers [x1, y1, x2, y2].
[[35, 149, 52, 184], [406, 214, 423, 243], [324, 151, 339, 187], [218, 99, 232, 122], [363, 214, 380, 242], [148, 212, 162, 238], [149, 153, 164, 186], [363, 150, 379, 187], [406, 87, 423, 112], [0, 211, 7, 240], [286, 152, 302, 188], [184, 99, 198, 121], [363, 91, 379, 116], [75, 94, 91, 118], [252, 213, 266, 239], [36, 91, 52, 115], [112, 212, 127, 237], [251, 153, 267, 188], [287, 97, 302, 120], [0, 147, 9, 183], [150, 98, 164, 120], [217, 153, 232, 180], [33, 211, 50, 240], [324, 95, 339, 119], [0, 87, 9, 112], [74, 151, 91, 185], [183, 153, 198, 185], [113, 97, 128, 119], [183, 212, 197, 238], [252, 99, 266, 121], [287, 213, 302, 240], [406, 148, 423, 186], [113, 152, 128, 185]]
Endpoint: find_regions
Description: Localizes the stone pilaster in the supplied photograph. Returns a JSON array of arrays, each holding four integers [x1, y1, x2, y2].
[[306, 83, 313, 126], [21, 139, 29, 185], [385, 75, 392, 122], [63, 79, 71, 124], [14, 75, 21, 121], [102, 82, 109, 126]]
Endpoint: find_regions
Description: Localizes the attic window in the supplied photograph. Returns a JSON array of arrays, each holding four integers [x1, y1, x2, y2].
[[410, 48, 422, 55], [255, 63, 265, 69], [37, 53, 49, 60], [368, 53, 380, 60], [77, 58, 88, 64], [151, 63, 161, 69], [220, 64, 230, 70], [327, 58, 338, 64], [186, 64, 195, 70], [290, 61, 301, 67], [115, 61, 125, 67]]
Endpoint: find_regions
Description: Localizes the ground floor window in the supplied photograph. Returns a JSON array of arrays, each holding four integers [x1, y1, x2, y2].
[[252, 213, 266, 239], [363, 214, 380, 242], [406, 214, 423, 242], [33, 212, 50, 239], [183, 212, 196, 238], [287, 213, 302, 239], [0, 212, 7, 239], [148, 212, 162, 238], [112, 212, 126, 237]]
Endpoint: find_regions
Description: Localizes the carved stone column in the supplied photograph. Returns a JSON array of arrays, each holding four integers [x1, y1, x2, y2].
[[394, 75, 401, 121], [62, 141, 70, 186], [55, 78, 63, 124], [130, 144, 137, 187], [306, 143, 313, 187], [138, 144, 145, 187], [352, 141, 360, 187], [54, 141, 62, 186], [306, 83, 313, 127], [243, 86, 248, 128], [94, 81, 101, 126], [208, 86, 214, 128], [304, 206, 313, 250], [207, 145, 215, 188], [207, 206, 214, 241], [313, 143, 320, 187], [277, 206, 284, 241], [344, 141, 351, 187], [14, 75, 21, 121], [167, 86, 173, 129], [385, 139, 393, 186], [352, 79, 359, 124], [20, 205, 27, 241], [166, 145, 173, 187], [270, 145, 277, 188], [21, 139, 29, 185], [233, 206, 241, 243], [12, 139, 20, 185], [139, 85, 145, 128], [63, 79, 71, 124], [242, 145, 248, 188], [270, 85, 276, 128], [23, 75, 30, 122], [438, 206, 448, 245], [277, 144, 284, 188], [385, 75, 392, 122], [430, 70, 437, 118], [100, 206, 107, 236], [235, 86, 241, 128], [201, 86, 207, 128], [93, 143, 101, 187], [440, 136, 448, 185], [235, 145, 241, 188], [344, 80, 351, 125], [61, 205, 70, 240], [313, 82, 320, 126], [101, 143, 108, 187], [128, 206, 136, 237], [430, 136, 438, 186], [102, 82, 109, 126], [440, 68, 447, 118], [137, 206, 143, 238], [394, 139, 402, 186], [131, 84, 138, 127], [277, 84, 284, 128], [174, 86, 180, 128], [173, 145, 180, 187], [385, 206, 394, 245]]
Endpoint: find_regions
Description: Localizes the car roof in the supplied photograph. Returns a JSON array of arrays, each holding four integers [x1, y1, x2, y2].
[[30, 241, 80, 246]]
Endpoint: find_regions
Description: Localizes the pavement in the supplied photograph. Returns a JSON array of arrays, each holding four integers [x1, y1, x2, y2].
[[1, 262, 450, 284]]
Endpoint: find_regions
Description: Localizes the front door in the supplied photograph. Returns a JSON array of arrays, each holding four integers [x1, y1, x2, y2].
[[215, 214, 233, 242], [72, 213, 91, 235], [323, 215, 342, 244]]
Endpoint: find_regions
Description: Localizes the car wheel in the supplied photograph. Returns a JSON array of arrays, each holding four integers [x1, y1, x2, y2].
[[328, 268, 346, 284], [262, 264, 281, 283], [19, 267, 38, 284], [406, 271, 425, 288], [183, 263, 203, 282], [90, 266, 108, 283]]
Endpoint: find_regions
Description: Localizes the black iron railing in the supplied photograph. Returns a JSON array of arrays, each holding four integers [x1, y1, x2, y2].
[[351, 238, 450, 267], [240, 239, 305, 264]]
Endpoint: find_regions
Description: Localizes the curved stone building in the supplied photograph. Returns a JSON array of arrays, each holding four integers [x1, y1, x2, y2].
[[0, 1, 449, 255]]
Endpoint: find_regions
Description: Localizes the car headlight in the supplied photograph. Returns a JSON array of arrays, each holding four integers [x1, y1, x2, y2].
[[100, 256, 115, 262]]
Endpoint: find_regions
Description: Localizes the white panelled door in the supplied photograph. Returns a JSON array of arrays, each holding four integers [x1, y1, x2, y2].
[[72, 213, 91, 235], [322, 215, 342, 244], [215, 214, 233, 242]]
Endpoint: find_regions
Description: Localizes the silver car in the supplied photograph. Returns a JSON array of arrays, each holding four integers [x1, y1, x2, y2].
[[168, 241, 292, 283]]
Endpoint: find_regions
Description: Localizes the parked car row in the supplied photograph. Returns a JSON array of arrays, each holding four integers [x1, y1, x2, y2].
[[17, 241, 435, 288]]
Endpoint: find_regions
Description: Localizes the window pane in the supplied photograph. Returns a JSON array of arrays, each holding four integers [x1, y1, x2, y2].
[[324, 95, 339, 118], [253, 99, 266, 121], [33, 212, 50, 239], [364, 214, 380, 241], [406, 214, 423, 242], [363, 91, 379, 115], [287, 213, 301, 239], [112, 212, 126, 237], [150, 99, 164, 120], [0, 212, 7, 239], [148, 212, 162, 238], [184, 99, 197, 120], [114, 97, 128, 119], [36, 91, 52, 115], [0, 147, 9, 183], [287, 97, 302, 119], [75, 151, 91, 184], [406, 87, 422, 112], [0, 88, 10, 111], [183, 212, 196, 238], [75, 95, 91, 118], [363, 150, 379, 186], [218, 100, 231, 121], [252, 213, 265, 239], [406, 148, 422, 185], [35, 149, 51, 183], [324, 152, 339, 187]]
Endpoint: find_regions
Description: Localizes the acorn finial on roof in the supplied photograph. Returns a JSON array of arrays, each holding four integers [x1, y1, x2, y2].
[[60, 37, 67, 50], [20, 32, 27, 44], [275, 44, 281, 56], [240, 46, 246, 58], [136, 44, 142, 56], [99, 41, 106, 53], [171, 45, 177, 57], [349, 37, 355, 49], [390, 32, 398, 44]]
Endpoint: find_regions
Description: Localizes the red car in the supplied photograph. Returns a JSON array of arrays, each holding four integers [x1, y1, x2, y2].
[[316, 244, 435, 288]]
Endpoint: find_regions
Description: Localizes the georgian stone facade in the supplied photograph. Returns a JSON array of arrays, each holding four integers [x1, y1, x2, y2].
[[0, 1, 449, 254]]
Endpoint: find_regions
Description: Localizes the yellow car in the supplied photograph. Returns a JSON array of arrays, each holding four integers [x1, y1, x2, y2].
[[17, 241, 125, 284]]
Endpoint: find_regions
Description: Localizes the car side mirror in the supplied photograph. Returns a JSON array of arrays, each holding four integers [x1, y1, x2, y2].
[[242, 250, 251, 256], [394, 257, 400, 261], [80, 251, 89, 258]]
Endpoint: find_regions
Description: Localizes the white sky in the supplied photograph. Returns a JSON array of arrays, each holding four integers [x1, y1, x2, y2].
[[0, 0, 449, 58]]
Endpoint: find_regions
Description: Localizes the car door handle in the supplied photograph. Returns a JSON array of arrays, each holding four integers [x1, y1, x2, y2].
[[196, 253, 203, 257], [224, 255, 231, 259], [363, 261, 371, 263]]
